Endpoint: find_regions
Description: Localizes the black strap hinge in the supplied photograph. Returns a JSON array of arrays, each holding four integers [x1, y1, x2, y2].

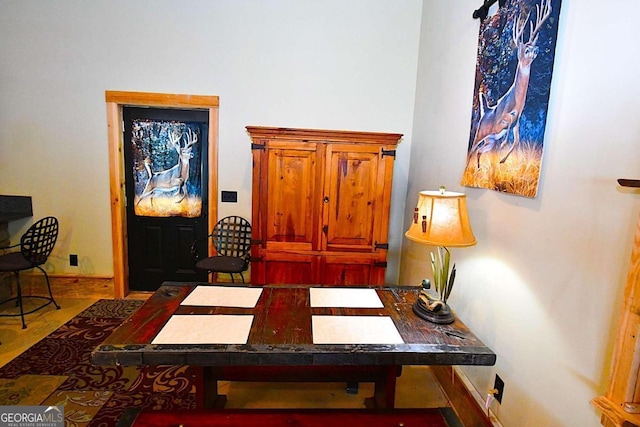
[[251, 143, 266, 150], [381, 149, 396, 158], [250, 256, 263, 263], [375, 242, 389, 250], [251, 238, 263, 245], [374, 261, 388, 268]]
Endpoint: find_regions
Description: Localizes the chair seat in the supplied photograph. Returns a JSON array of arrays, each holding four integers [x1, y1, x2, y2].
[[0, 252, 33, 272], [195, 256, 247, 274], [192, 216, 251, 283]]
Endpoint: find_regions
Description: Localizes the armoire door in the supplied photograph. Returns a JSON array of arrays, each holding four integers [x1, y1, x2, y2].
[[262, 140, 321, 252], [123, 107, 209, 291], [322, 144, 390, 252]]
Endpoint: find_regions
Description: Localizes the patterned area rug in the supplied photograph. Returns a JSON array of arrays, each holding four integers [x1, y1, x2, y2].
[[0, 299, 197, 426]]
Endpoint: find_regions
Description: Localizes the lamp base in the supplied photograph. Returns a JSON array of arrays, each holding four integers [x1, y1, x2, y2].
[[412, 300, 455, 324]]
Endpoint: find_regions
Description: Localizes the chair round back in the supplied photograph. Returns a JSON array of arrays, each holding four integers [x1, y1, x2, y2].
[[21, 216, 59, 266], [211, 216, 251, 258]]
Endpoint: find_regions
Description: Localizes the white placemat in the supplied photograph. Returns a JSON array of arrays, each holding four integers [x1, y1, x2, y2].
[[312, 315, 404, 344], [151, 315, 254, 344], [181, 285, 263, 308], [309, 288, 384, 308]]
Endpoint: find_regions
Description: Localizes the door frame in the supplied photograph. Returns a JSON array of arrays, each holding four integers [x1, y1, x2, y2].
[[106, 91, 219, 298]]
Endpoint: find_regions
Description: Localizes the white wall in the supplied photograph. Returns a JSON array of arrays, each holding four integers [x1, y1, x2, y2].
[[402, 0, 640, 426], [0, 0, 422, 280]]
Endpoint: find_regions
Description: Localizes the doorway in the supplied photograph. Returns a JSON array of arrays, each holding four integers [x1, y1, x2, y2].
[[123, 107, 209, 291], [106, 91, 219, 297]]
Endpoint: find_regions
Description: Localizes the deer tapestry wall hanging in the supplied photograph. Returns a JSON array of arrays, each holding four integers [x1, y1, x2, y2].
[[130, 120, 203, 218], [461, 0, 562, 198]]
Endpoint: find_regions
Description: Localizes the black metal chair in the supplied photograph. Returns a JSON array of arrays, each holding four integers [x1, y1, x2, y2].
[[191, 216, 252, 283], [0, 216, 60, 328]]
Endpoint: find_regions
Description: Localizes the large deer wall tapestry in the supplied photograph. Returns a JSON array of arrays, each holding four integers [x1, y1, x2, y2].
[[130, 120, 203, 218], [461, 0, 562, 198]]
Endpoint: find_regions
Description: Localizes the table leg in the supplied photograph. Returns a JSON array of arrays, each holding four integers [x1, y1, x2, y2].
[[365, 365, 400, 409], [202, 366, 227, 409], [194, 366, 204, 408]]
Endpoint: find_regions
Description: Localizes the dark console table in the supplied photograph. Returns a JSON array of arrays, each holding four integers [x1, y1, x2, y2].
[[0, 195, 33, 224], [0, 195, 33, 299]]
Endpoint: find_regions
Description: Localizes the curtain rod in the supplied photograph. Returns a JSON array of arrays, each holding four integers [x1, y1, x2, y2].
[[473, 0, 504, 20]]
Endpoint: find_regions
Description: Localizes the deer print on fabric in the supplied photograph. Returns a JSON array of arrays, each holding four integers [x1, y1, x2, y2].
[[136, 128, 198, 207], [466, 0, 551, 169], [461, 0, 561, 198]]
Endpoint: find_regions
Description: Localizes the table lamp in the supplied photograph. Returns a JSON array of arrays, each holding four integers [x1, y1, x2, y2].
[[405, 187, 476, 324]]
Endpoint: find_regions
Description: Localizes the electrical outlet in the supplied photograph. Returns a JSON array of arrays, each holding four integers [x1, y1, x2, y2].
[[494, 374, 504, 404], [69, 254, 78, 267]]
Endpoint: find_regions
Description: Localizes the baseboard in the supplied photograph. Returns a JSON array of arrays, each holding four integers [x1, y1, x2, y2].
[[19, 274, 116, 298], [49, 273, 114, 280], [431, 366, 503, 427], [20, 270, 113, 283]]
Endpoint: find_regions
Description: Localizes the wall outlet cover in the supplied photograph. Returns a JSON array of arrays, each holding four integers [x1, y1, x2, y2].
[[221, 191, 237, 203], [494, 374, 504, 404]]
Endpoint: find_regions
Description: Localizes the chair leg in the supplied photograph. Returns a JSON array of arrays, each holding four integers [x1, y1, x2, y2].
[[37, 266, 60, 310], [13, 272, 26, 329], [10, 280, 18, 307], [240, 273, 245, 284]]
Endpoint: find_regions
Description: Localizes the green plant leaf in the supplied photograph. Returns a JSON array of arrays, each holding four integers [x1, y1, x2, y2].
[[444, 264, 456, 303], [430, 251, 439, 291], [441, 248, 450, 298]]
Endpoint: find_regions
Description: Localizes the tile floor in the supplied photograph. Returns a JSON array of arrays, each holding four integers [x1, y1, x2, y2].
[[0, 276, 451, 409]]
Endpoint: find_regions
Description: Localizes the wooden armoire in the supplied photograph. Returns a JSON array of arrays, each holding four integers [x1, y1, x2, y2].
[[247, 126, 402, 286]]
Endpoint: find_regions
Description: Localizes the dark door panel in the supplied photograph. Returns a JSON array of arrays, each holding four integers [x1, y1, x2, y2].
[[123, 107, 209, 291]]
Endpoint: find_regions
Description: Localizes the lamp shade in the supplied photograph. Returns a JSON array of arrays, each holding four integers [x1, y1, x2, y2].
[[405, 190, 476, 247]]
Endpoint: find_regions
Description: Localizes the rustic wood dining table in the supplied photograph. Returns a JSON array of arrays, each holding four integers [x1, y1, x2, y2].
[[91, 282, 496, 409]]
